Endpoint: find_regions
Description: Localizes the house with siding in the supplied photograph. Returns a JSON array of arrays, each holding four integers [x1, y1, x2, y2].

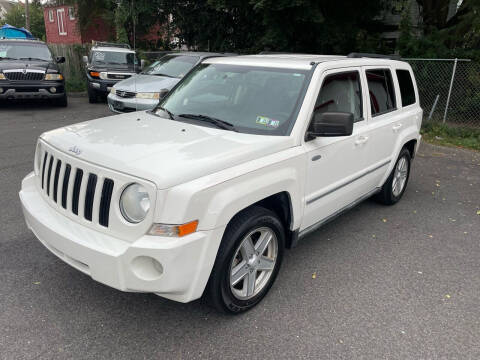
[[0, 0, 15, 21]]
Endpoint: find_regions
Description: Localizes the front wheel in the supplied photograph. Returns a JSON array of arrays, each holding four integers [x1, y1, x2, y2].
[[87, 86, 97, 104], [54, 93, 68, 107], [375, 148, 411, 205], [206, 206, 285, 314]]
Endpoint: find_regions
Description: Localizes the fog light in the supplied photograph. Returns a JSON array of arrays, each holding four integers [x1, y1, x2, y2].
[[50, 87, 56, 93], [131, 256, 163, 281], [0, 88, 3, 93]]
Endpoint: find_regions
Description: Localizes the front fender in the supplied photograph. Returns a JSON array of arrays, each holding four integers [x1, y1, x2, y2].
[[156, 147, 306, 232]]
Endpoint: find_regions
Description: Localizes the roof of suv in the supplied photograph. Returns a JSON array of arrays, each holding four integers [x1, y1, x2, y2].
[[165, 51, 234, 59], [0, 38, 46, 45], [92, 46, 135, 53], [205, 54, 406, 70]]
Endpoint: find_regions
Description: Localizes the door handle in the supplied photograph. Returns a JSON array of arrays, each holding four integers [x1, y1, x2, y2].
[[354, 136, 369, 146], [392, 123, 403, 131]]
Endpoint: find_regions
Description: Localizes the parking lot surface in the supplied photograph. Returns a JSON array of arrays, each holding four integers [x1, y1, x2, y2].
[[1, 97, 479, 359]]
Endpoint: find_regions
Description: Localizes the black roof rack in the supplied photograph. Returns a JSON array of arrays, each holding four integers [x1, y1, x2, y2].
[[92, 41, 131, 50], [347, 52, 401, 60]]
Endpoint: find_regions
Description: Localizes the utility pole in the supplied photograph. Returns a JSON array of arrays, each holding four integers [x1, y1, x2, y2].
[[25, 0, 30, 31]]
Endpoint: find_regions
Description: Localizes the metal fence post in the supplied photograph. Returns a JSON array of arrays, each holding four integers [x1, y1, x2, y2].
[[443, 58, 458, 123]]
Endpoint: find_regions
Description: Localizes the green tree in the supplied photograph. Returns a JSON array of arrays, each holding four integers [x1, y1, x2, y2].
[[0, 1, 45, 40]]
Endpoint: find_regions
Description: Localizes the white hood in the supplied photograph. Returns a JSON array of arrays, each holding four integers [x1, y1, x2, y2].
[[41, 112, 294, 189]]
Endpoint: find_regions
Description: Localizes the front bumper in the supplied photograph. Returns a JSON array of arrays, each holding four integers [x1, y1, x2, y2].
[[87, 78, 118, 94], [0, 81, 65, 100], [107, 93, 159, 113], [19, 172, 225, 303]]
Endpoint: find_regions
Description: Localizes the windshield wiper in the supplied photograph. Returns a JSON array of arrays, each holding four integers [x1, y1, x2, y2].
[[152, 73, 175, 78], [156, 106, 175, 120], [177, 113, 237, 132], [0, 57, 19, 61], [19, 57, 49, 62]]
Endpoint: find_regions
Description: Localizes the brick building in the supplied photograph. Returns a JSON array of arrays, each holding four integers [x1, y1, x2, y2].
[[43, 4, 112, 44]]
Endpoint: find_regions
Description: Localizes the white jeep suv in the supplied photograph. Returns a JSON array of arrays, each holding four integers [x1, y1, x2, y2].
[[20, 53, 422, 313]]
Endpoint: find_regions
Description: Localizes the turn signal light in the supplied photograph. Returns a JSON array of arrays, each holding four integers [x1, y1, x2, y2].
[[148, 220, 199, 237], [89, 71, 100, 78]]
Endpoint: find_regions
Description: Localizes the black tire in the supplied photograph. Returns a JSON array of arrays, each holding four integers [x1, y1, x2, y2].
[[54, 94, 68, 107], [206, 206, 285, 314], [87, 87, 97, 103], [375, 147, 411, 205]]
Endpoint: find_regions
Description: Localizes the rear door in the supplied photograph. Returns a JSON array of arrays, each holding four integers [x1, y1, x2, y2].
[[301, 67, 371, 231], [361, 66, 402, 187]]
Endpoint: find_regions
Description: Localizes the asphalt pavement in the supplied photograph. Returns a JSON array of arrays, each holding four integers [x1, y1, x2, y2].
[[1, 97, 479, 359]]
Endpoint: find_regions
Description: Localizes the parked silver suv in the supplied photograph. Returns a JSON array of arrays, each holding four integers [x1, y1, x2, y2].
[[107, 52, 228, 113]]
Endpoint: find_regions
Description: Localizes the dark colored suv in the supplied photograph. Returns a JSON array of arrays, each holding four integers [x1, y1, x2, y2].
[[83, 42, 143, 103], [0, 39, 67, 106]]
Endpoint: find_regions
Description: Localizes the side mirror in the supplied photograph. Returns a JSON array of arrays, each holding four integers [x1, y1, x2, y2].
[[56, 56, 65, 64], [82, 55, 88, 64], [140, 59, 145, 69], [307, 112, 354, 140]]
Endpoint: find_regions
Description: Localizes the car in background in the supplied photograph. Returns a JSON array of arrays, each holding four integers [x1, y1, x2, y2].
[[83, 42, 144, 103], [107, 52, 227, 113], [0, 38, 67, 106]]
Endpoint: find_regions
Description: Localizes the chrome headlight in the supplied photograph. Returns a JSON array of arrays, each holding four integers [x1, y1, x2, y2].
[[99, 71, 108, 80], [136, 92, 161, 100], [119, 183, 150, 223], [0, 73, 6, 80], [44, 73, 64, 80], [110, 87, 116, 95]]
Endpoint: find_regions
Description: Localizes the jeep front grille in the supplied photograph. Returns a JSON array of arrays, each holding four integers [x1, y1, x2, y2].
[[4, 71, 44, 81], [108, 73, 132, 80], [40, 151, 114, 227]]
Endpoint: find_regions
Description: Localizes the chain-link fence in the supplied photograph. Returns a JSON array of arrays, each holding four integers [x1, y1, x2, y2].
[[406, 59, 480, 128]]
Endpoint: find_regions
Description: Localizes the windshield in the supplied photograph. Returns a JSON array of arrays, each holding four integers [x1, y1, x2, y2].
[[155, 63, 310, 135], [91, 50, 139, 66], [142, 55, 199, 78], [0, 42, 52, 61]]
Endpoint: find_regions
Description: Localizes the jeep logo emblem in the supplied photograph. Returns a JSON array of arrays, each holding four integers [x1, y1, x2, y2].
[[68, 146, 82, 155], [118, 91, 125, 97], [22, 69, 27, 74]]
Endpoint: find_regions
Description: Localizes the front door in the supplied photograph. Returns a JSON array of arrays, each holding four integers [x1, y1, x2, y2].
[[301, 68, 372, 231]]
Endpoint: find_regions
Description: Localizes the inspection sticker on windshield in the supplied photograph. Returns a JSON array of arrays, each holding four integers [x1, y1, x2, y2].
[[256, 116, 280, 128]]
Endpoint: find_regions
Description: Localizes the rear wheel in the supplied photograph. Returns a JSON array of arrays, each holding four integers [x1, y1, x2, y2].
[[375, 148, 411, 205], [206, 206, 285, 314]]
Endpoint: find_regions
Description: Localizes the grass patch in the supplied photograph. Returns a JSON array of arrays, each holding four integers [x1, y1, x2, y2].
[[65, 77, 86, 93], [421, 122, 480, 151]]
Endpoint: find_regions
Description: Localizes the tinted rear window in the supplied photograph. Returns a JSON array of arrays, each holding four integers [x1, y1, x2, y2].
[[396, 69, 416, 106], [366, 69, 396, 116]]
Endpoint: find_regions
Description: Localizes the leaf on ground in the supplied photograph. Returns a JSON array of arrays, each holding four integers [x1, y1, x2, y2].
[[428, 235, 433, 238], [476, 210, 480, 215], [372, 234, 376, 238], [33, 282, 40, 285], [445, 294, 451, 299], [413, 210, 417, 214], [382, 218, 387, 223], [312, 272, 317, 279]]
